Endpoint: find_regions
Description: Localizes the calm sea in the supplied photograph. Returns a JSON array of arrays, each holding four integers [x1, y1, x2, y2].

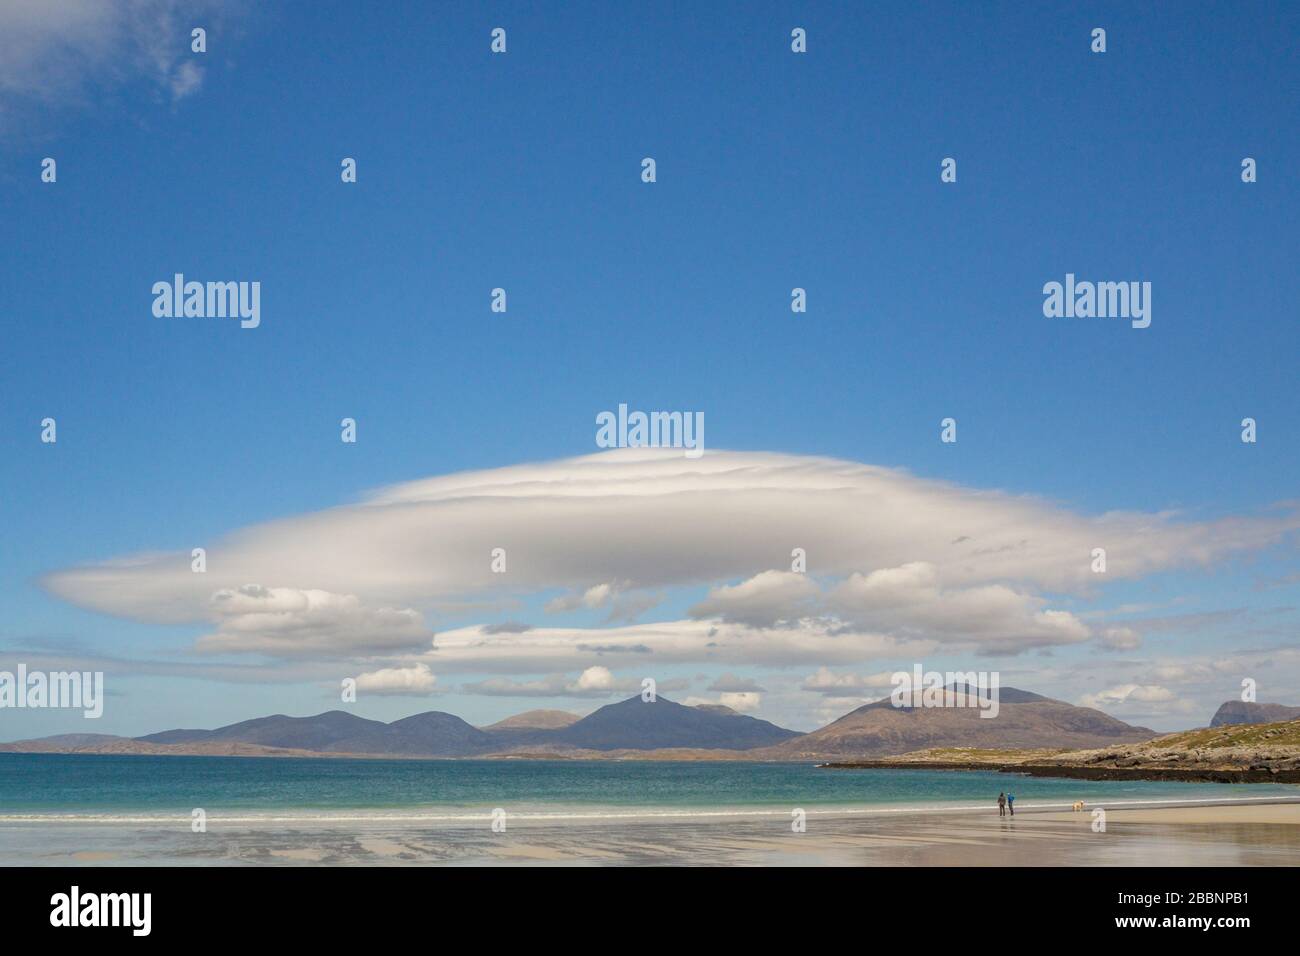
[[2, 753, 1295, 822]]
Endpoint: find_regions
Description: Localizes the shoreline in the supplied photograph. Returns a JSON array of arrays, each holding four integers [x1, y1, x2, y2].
[[7, 746, 1298, 785], [5, 799, 1299, 866], [819, 760, 1300, 784], [7, 740, 1299, 787], [4, 793, 1299, 828]]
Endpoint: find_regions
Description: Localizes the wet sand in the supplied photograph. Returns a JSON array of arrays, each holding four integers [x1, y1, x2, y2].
[[1036, 803, 1300, 825], [5, 800, 1300, 866]]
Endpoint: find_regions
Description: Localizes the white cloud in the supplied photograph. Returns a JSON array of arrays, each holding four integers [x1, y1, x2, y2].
[[0, 0, 236, 123], [460, 666, 686, 699], [1080, 683, 1176, 709], [800, 666, 896, 696], [1148, 661, 1239, 684], [689, 570, 819, 627], [42, 449, 1299, 660], [718, 691, 761, 713], [167, 58, 203, 99], [429, 618, 925, 674], [196, 585, 430, 656], [545, 581, 663, 624], [545, 583, 618, 613], [1096, 627, 1142, 651], [1078, 681, 1200, 723], [828, 563, 1091, 653], [573, 665, 616, 691], [460, 675, 578, 698], [686, 564, 1091, 653], [683, 692, 762, 713], [355, 663, 436, 695]]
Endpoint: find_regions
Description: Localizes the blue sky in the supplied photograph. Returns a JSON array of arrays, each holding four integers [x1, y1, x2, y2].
[[1, 1, 1297, 737]]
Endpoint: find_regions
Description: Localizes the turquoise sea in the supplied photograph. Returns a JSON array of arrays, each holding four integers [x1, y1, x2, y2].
[[2, 753, 1296, 822]]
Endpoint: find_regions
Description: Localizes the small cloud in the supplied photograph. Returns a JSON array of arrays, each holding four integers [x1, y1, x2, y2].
[[545, 583, 618, 614], [718, 691, 760, 713], [684, 691, 763, 713], [1096, 627, 1142, 651], [355, 663, 436, 695], [603, 591, 663, 624], [168, 59, 203, 99], [800, 666, 895, 696], [545, 581, 662, 625], [1080, 684, 1175, 709], [461, 667, 690, 700], [573, 665, 616, 691], [706, 673, 766, 693]]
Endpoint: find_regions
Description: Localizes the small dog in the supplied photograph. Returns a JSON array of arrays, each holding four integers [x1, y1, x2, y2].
[[1072, 801, 1085, 811]]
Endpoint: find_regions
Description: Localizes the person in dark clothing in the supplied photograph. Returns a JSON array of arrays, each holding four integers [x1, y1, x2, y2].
[[997, 792, 1006, 817]]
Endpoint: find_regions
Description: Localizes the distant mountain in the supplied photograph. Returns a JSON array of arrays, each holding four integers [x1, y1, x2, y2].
[[363, 712, 494, 756], [140, 710, 387, 749], [482, 709, 581, 731], [2, 688, 1157, 760], [122, 696, 799, 756], [7, 733, 125, 748], [1210, 700, 1300, 727], [546, 696, 800, 751], [140, 709, 493, 757], [756, 686, 1154, 759]]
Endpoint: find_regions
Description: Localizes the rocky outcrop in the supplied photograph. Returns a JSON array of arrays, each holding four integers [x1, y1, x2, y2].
[[1210, 700, 1300, 726], [822, 718, 1300, 783]]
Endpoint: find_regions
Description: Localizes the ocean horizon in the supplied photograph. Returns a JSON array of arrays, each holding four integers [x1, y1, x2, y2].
[[4, 753, 1296, 824]]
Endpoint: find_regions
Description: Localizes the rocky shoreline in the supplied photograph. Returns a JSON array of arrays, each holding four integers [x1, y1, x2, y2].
[[819, 759, 1300, 784], [820, 722, 1300, 784]]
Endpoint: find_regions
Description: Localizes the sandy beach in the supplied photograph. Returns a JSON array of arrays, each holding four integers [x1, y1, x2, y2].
[[5, 799, 1299, 867], [1035, 803, 1300, 826]]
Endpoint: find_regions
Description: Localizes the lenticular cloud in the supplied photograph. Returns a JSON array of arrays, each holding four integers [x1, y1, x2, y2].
[[42, 448, 1298, 656]]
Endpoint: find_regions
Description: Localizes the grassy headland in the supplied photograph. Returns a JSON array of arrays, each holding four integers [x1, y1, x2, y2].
[[821, 718, 1300, 783]]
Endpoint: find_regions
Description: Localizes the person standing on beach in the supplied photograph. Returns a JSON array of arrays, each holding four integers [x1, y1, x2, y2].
[[1007, 793, 1015, 816], [997, 792, 1006, 817]]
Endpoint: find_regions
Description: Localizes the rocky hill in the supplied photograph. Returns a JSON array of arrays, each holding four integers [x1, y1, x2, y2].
[[1210, 700, 1300, 727], [756, 686, 1153, 759]]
